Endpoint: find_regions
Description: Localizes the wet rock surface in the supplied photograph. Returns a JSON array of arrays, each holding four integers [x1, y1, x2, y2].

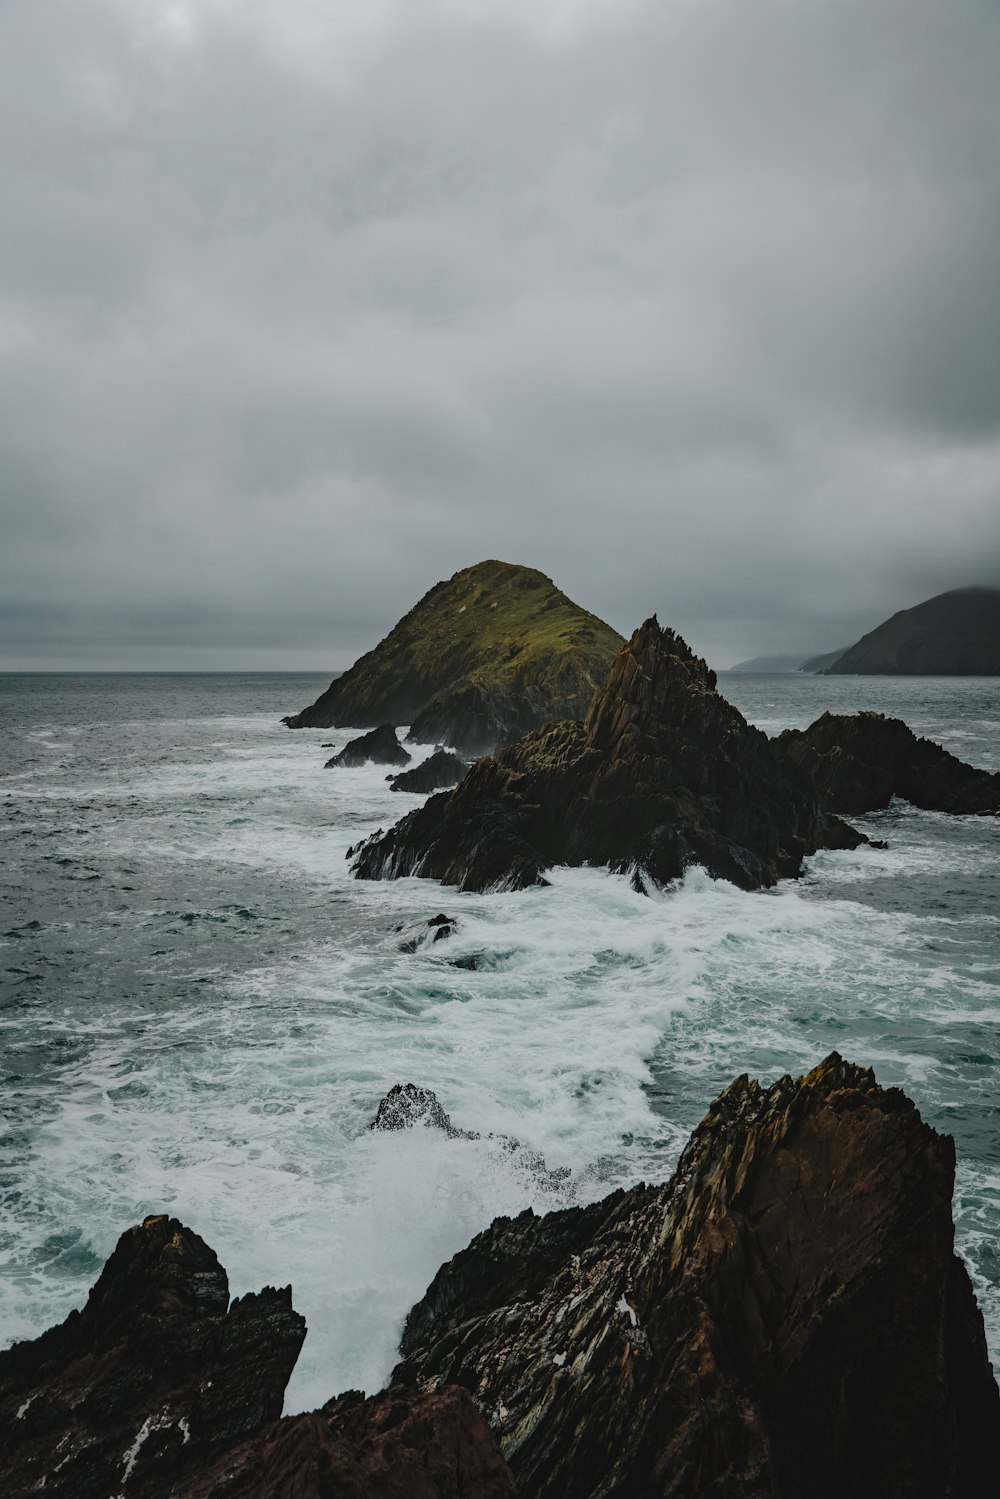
[[777, 710, 1000, 815], [393, 1054, 1000, 1499], [352, 618, 865, 893], [388, 749, 469, 793], [369, 1082, 468, 1138], [325, 724, 411, 769], [0, 1214, 305, 1499], [394, 912, 458, 952], [176, 1384, 516, 1499]]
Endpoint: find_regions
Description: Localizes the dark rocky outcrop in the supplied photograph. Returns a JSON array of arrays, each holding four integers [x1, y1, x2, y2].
[[388, 749, 469, 794], [176, 1384, 516, 1499], [351, 618, 865, 894], [0, 1214, 305, 1499], [393, 1054, 1000, 1499], [394, 912, 458, 953], [370, 1082, 466, 1137], [368, 1085, 570, 1197], [325, 724, 410, 769], [778, 711, 1000, 815], [282, 560, 624, 755], [826, 585, 1000, 675]]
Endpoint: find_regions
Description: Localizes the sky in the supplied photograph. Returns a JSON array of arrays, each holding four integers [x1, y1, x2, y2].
[[2, 0, 999, 672]]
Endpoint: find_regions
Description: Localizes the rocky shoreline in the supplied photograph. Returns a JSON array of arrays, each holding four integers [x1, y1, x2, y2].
[[3, 1056, 997, 1497]]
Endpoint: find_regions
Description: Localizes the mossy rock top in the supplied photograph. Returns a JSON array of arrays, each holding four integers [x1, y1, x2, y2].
[[284, 560, 625, 741]]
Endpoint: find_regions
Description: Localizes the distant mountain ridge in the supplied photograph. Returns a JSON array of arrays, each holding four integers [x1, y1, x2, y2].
[[827, 586, 1000, 675], [729, 648, 849, 674], [283, 560, 625, 755]]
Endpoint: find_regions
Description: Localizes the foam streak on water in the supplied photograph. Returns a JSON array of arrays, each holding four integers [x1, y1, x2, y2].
[[1, 670, 998, 1408]]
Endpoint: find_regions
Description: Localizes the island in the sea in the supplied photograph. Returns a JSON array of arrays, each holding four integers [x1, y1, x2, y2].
[[283, 559, 624, 756]]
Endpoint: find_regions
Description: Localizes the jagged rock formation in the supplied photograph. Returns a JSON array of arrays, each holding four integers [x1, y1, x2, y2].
[[0, 1214, 305, 1499], [778, 711, 1000, 815], [827, 586, 1000, 674], [6, 1064, 999, 1498], [325, 724, 410, 769], [392, 1054, 1000, 1499], [370, 1082, 466, 1137], [282, 560, 624, 756], [176, 1385, 516, 1499], [351, 618, 865, 894], [389, 749, 469, 793]]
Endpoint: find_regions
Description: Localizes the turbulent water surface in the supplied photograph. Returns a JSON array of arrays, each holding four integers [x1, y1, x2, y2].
[[1, 670, 998, 1409]]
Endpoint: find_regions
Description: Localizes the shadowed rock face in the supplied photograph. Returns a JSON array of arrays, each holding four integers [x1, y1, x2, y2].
[[351, 618, 865, 893], [406, 683, 541, 758], [777, 710, 1000, 815], [393, 1055, 1000, 1499], [388, 748, 469, 793], [325, 724, 410, 768], [175, 1385, 516, 1499], [0, 1215, 305, 1499]]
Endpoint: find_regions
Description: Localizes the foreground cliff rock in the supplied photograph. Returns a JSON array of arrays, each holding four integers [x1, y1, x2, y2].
[[352, 618, 864, 893], [777, 710, 1000, 815], [176, 1385, 516, 1499], [826, 585, 1000, 675], [0, 1216, 513, 1499], [393, 1054, 1000, 1498], [282, 560, 624, 756], [0, 1214, 305, 1499], [4, 1061, 997, 1497]]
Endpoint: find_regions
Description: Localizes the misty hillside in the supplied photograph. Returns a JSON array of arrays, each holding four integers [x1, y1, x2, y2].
[[827, 587, 1000, 675]]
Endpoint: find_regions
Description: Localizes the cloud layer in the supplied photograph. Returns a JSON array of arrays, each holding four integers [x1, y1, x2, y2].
[[3, 0, 999, 668]]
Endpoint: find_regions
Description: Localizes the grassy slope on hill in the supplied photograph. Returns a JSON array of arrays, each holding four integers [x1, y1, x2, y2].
[[828, 587, 1000, 675], [285, 560, 625, 729]]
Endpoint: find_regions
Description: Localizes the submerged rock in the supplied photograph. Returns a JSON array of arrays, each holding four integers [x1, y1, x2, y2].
[[0, 1215, 305, 1499], [777, 710, 1000, 815], [176, 1384, 516, 1499], [351, 618, 865, 894], [282, 559, 624, 754], [388, 749, 469, 793], [325, 724, 411, 769], [393, 1054, 1000, 1498]]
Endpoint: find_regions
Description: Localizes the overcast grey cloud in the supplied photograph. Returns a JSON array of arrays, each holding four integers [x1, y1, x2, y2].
[[2, 0, 999, 669]]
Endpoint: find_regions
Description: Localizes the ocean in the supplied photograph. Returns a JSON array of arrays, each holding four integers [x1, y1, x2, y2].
[[1, 669, 998, 1411]]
